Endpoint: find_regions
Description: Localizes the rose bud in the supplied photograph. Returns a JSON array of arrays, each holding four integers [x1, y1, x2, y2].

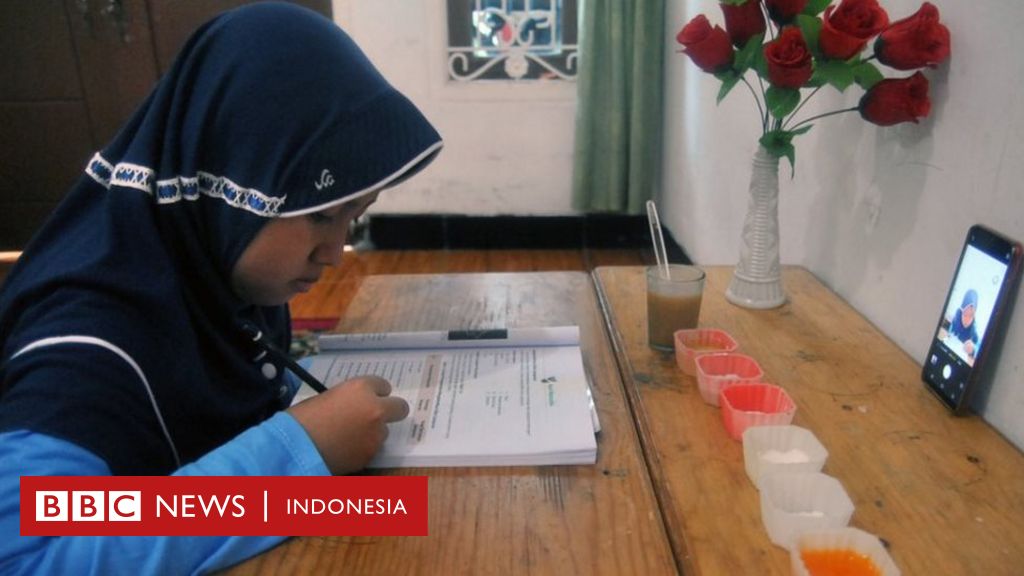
[[676, 14, 735, 73], [858, 71, 931, 126], [819, 0, 889, 60], [764, 0, 808, 25], [764, 27, 813, 89], [721, 0, 766, 48], [875, 2, 951, 70]]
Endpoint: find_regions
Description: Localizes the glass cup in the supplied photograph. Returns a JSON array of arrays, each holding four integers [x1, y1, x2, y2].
[[646, 264, 705, 351]]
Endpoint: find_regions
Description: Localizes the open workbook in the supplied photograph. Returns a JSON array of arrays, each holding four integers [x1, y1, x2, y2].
[[293, 326, 599, 468]]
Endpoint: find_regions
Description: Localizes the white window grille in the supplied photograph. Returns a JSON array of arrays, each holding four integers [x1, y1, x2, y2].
[[446, 0, 578, 82]]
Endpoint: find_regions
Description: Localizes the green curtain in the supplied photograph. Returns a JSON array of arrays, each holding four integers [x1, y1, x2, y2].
[[572, 0, 666, 213]]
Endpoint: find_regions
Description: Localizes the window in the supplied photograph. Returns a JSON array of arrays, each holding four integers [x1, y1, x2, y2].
[[446, 0, 577, 82]]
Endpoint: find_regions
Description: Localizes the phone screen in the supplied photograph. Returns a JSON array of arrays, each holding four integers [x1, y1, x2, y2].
[[923, 226, 1021, 412]]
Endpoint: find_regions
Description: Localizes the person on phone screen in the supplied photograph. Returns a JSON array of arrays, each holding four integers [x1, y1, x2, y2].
[[940, 289, 980, 365]]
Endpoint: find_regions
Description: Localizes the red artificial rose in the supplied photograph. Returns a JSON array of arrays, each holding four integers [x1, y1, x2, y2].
[[819, 0, 889, 60], [764, 0, 808, 24], [676, 15, 734, 73], [858, 71, 931, 126], [721, 0, 766, 48], [875, 2, 951, 70], [764, 27, 813, 88]]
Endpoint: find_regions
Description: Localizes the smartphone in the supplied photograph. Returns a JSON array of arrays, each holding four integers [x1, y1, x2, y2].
[[922, 224, 1023, 414]]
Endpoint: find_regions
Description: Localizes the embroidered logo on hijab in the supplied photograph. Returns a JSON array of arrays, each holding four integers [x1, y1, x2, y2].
[[314, 169, 336, 191]]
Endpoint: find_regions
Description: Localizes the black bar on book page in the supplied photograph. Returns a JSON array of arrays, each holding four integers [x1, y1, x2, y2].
[[446, 329, 509, 341]]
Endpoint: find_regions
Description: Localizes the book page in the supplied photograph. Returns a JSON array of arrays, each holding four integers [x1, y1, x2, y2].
[[300, 338, 597, 467], [317, 326, 580, 351]]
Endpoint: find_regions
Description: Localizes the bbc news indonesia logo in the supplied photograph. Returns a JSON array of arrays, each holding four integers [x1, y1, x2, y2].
[[21, 476, 427, 536]]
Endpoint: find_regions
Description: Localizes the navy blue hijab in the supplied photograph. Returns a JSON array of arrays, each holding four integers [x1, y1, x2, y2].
[[0, 3, 441, 474], [950, 289, 979, 345]]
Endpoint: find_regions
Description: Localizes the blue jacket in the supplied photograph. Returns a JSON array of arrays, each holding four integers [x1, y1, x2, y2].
[[0, 411, 328, 575]]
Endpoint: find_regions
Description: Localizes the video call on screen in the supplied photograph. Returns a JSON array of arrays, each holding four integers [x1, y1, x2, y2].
[[925, 244, 1009, 406]]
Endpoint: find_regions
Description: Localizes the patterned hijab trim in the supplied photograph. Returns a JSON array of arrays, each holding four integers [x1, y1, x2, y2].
[[86, 152, 285, 217], [84, 138, 442, 219]]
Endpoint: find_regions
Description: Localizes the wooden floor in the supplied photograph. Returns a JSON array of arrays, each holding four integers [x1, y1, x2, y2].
[[289, 248, 652, 320]]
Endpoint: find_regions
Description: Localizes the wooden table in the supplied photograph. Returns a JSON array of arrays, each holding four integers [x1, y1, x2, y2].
[[230, 271, 677, 575], [592, 265, 1024, 575]]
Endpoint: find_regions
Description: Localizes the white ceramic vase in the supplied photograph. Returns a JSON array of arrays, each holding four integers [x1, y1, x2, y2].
[[726, 145, 786, 309]]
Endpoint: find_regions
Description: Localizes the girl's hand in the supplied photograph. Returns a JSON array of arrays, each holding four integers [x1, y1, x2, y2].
[[287, 375, 409, 475]]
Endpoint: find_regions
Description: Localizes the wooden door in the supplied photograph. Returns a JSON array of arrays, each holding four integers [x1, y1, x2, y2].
[[147, 1, 332, 76], [0, 0, 330, 250], [0, 0, 158, 249]]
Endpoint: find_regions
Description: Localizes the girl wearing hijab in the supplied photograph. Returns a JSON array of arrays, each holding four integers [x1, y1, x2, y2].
[[0, 3, 441, 573], [947, 288, 980, 363]]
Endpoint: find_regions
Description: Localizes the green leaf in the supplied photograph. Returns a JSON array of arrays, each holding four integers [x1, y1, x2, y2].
[[733, 34, 765, 74], [796, 15, 824, 62], [805, 75, 827, 88], [852, 61, 884, 90], [752, 45, 769, 81], [758, 129, 813, 177], [720, 0, 749, 5], [803, 0, 831, 16], [714, 70, 742, 104], [765, 86, 800, 119], [779, 142, 796, 177], [761, 137, 796, 176], [814, 59, 856, 92]]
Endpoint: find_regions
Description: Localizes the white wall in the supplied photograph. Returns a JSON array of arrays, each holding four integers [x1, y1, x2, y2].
[[662, 0, 1024, 448], [332, 0, 578, 215]]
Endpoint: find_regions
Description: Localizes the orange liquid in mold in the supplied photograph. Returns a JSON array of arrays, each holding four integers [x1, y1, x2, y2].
[[800, 548, 882, 576]]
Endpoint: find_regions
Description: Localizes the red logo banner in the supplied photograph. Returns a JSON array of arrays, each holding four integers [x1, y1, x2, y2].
[[20, 476, 427, 536]]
